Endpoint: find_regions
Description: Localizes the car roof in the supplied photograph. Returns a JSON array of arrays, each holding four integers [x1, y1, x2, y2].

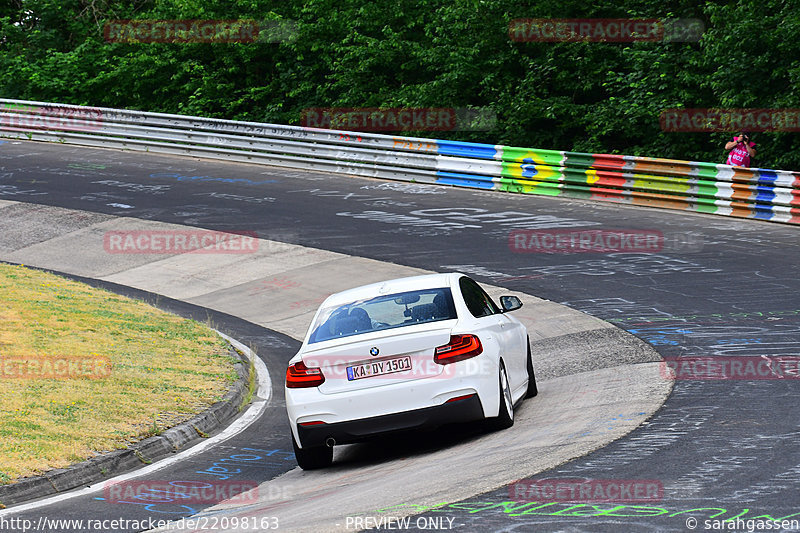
[[320, 272, 465, 308]]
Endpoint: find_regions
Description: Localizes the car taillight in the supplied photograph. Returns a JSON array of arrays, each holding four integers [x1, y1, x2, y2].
[[286, 361, 325, 388], [434, 334, 483, 365], [445, 393, 477, 403]]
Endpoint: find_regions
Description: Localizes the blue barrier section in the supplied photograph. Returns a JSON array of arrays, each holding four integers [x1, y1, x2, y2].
[[436, 140, 497, 160], [755, 170, 778, 187], [755, 186, 777, 205], [753, 202, 776, 220], [435, 171, 495, 189]]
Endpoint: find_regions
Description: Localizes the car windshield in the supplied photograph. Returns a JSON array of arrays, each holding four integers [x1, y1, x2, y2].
[[308, 287, 457, 344]]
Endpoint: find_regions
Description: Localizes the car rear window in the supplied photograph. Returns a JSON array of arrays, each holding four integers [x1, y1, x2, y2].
[[308, 287, 457, 344]]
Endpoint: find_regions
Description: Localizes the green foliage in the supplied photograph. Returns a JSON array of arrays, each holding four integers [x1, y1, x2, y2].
[[1, 0, 798, 169]]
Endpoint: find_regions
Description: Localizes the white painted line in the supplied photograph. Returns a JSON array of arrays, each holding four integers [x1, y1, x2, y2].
[[0, 332, 271, 516], [218, 331, 272, 404]]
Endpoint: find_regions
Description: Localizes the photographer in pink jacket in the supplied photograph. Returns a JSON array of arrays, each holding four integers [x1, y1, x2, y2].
[[725, 131, 757, 167]]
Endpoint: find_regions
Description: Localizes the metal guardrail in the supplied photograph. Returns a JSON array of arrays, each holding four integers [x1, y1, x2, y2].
[[1, 98, 798, 224]]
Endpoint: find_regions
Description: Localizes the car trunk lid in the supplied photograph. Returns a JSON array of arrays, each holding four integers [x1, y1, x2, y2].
[[301, 322, 454, 394]]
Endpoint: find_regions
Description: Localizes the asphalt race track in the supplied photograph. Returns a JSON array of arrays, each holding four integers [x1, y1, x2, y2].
[[1, 140, 799, 532]]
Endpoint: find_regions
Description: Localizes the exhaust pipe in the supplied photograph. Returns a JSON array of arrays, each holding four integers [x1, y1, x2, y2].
[[325, 437, 336, 448]]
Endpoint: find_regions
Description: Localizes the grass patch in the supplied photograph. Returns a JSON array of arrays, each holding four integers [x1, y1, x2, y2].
[[0, 263, 240, 484]]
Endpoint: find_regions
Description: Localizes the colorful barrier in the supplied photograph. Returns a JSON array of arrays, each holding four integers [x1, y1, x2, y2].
[[2, 99, 799, 224], [428, 146, 800, 224]]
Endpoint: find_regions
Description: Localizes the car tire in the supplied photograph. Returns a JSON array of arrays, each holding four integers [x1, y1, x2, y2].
[[525, 341, 538, 398], [291, 433, 333, 470], [488, 362, 514, 430]]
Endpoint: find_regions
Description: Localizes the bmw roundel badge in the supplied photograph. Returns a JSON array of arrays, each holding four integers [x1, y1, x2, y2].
[[370, 347, 379, 356]]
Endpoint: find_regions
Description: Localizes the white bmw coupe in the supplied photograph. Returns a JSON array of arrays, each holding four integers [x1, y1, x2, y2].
[[285, 273, 537, 469]]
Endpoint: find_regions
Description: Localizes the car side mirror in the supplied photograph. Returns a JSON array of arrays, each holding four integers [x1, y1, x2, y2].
[[499, 296, 523, 312]]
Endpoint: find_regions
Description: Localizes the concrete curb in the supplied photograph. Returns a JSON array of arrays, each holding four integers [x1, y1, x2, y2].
[[0, 343, 251, 508]]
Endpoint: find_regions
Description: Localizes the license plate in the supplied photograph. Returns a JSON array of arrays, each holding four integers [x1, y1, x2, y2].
[[347, 356, 412, 381]]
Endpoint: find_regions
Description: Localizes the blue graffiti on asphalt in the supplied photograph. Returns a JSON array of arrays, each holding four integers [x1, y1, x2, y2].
[[626, 326, 694, 346], [196, 448, 294, 480], [150, 173, 277, 185], [95, 448, 294, 515]]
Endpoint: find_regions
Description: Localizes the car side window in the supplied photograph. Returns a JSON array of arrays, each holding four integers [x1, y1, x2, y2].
[[459, 277, 500, 318]]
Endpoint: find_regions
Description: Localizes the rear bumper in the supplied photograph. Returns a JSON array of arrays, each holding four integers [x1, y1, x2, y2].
[[296, 394, 484, 448]]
